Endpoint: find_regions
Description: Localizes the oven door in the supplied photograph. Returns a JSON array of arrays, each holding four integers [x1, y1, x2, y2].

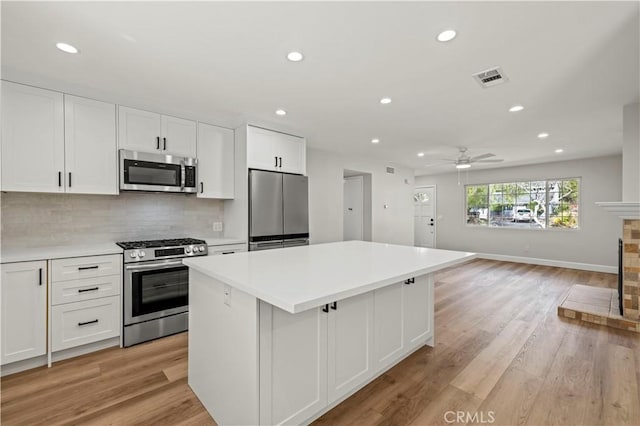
[[124, 259, 189, 325]]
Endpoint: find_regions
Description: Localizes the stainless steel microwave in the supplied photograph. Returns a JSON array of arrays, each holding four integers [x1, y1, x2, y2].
[[119, 150, 197, 193]]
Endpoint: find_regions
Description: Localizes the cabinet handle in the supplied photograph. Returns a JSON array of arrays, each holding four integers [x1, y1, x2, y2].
[[78, 265, 99, 271], [78, 319, 99, 326], [275, 156, 278, 168], [221, 251, 234, 255], [200, 182, 204, 193], [39, 268, 43, 286], [78, 287, 99, 293], [404, 277, 415, 285], [156, 136, 160, 150], [58, 171, 62, 187], [331, 301, 337, 310], [163, 137, 167, 150], [279, 157, 282, 168], [68, 172, 72, 188], [322, 304, 329, 313]]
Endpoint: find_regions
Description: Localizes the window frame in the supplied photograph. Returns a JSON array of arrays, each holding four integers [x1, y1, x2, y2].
[[463, 177, 581, 231]]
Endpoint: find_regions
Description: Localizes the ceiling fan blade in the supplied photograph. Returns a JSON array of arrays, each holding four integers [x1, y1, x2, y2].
[[439, 158, 457, 161], [473, 159, 504, 163], [424, 161, 450, 167], [469, 153, 495, 161]]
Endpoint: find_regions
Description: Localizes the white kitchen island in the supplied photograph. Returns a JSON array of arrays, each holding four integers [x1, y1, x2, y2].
[[183, 241, 475, 426]]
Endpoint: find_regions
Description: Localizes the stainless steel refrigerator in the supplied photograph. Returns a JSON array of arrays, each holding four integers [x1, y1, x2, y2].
[[249, 169, 309, 251]]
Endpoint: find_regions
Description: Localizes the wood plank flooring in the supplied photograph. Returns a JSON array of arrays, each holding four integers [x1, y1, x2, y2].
[[2, 259, 639, 425]]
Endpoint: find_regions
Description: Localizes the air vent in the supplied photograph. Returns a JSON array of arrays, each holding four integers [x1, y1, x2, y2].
[[386, 166, 395, 174], [472, 66, 509, 88]]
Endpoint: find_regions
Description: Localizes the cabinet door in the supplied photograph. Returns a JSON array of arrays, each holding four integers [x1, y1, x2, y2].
[[118, 106, 161, 153], [161, 115, 197, 157], [260, 303, 327, 426], [247, 126, 281, 171], [277, 134, 306, 175], [327, 292, 374, 404], [64, 95, 118, 195], [403, 275, 433, 350], [1, 261, 47, 365], [197, 123, 234, 199], [373, 282, 405, 371], [1, 81, 65, 193]]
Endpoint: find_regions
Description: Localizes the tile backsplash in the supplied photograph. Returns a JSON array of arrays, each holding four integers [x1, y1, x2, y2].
[[1, 192, 224, 249]]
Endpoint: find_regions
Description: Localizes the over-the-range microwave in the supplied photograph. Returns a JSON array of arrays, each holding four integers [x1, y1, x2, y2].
[[119, 150, 197, 193]]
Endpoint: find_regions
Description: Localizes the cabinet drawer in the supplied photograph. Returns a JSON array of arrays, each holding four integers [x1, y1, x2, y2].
[[51, 254, 121, 282], [51, 296, 120, 351], [51, 275, 120, 306], [208, 244, 247, 256]]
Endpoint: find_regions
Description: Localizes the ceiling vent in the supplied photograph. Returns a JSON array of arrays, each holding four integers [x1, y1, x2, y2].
[[472, 66, 509, 88], [386, 166, 395, 174]]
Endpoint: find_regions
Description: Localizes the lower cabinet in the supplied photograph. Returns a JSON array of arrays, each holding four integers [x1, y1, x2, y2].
[[403, 275, 432, 350], [0, 261, 47, 365]]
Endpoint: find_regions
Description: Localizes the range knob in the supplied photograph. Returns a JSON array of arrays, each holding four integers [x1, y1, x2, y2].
[[199, 245, 206, 252], [185, 246, 192, 254], [139, 251, 146, 258], [130, 251, 138, 258]]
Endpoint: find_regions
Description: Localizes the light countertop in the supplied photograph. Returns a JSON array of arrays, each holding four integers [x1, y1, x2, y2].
[[197, 237, 247, 247], [184, 240, 475, 314], [1, 243, 123, 264]]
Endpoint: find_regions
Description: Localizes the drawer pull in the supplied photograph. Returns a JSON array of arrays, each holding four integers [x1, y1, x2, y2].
[[78, 265, 99, 271], [78, 287, 99, 293], [78, 319, 99, 326], [221, 251, 235, 255]]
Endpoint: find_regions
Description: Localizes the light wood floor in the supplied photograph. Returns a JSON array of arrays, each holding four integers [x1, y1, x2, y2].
[[1, 259, 638, 425]]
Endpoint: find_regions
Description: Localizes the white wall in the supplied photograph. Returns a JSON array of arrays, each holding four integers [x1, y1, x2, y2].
[[307, 148, 414, 246], [623, 102, 640, 201], [415, 155, 622, 269]]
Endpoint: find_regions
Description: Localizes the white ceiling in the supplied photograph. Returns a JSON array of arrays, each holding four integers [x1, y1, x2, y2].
[[2, 1, 638, 175]]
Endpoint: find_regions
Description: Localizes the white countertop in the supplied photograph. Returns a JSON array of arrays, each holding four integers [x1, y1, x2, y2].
[[184, 240, 475, 314], [1, 243, 123, 264]]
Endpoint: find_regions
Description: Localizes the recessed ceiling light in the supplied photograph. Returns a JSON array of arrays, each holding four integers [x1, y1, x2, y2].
[[371, 138, 380, 144], [555, 149, 564, 153], [287, 51, 304, 62], [417, 152, 425, 157], [275, 109, 287, 116], [436, 30, 457, 42], [509, 105, 524, 112], [56, 42, 78, 54], [456, 163, 471, 169], [380, 97, 392, 105], [537, 132, 550, 139]]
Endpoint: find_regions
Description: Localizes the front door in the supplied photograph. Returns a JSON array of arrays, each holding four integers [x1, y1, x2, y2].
[[414, 186, 436, 248]]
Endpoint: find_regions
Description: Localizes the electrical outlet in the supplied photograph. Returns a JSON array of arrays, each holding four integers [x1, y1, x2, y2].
[[213, 222, 223, 232], [224, 284, 231, 306]]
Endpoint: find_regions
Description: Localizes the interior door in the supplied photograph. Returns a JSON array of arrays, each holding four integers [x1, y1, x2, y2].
[[414, 186, 436, 248], [343, 176, 364, 241], [249, 170, 283, 239], [283, 174, 309, 237]]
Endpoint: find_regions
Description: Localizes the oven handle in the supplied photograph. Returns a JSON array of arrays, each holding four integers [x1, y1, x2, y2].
[[125, 260, 186, 272]]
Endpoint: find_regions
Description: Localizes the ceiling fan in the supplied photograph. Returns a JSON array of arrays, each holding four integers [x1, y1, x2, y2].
[[438, 147, 504, 169]]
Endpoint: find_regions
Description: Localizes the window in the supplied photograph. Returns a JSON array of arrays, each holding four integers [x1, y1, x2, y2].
[[465, 178, 580, 230]]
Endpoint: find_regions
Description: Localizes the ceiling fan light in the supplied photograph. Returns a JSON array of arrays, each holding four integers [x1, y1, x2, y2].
[[456, 163, 471, 169]]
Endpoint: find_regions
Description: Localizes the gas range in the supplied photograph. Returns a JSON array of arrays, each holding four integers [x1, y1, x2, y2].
[[116, 237, 208, 263]]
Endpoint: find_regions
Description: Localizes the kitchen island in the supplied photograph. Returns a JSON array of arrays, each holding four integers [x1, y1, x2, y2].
[[183, 241, 475, 425]]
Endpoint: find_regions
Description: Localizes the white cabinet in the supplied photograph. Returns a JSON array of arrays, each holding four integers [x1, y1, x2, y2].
[[118, 106, 196, 157], [259, 304, 328, 425], [50, 254, 121, 352], [247, 126, 306, 175], [1, 81, 65, 193], [1, 261, 47, 365], [373, 282, 405, 371], [64, 95, 118, 194], [327, 293, 374, 404], [197, 123, 235, 199], [207, 243, 247, 256], [403, 275, 433, 350]]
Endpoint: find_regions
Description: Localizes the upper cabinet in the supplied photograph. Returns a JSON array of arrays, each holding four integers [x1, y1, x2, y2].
[[197, 123, 235, 199], [1, 81, 65, 193], [118, 106, 197, 158], [1, 82, 117, 195], [247, 126, 306, 175], [64, 95, 118, 195]]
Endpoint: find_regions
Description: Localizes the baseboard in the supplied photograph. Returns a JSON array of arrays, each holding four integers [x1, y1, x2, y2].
[[477, 253, 616, 274], [0, 355, 48, 377]]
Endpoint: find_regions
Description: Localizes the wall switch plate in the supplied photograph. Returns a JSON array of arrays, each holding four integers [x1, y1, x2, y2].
[[224, 284, 231, 306], [213, 222, 223, 232]]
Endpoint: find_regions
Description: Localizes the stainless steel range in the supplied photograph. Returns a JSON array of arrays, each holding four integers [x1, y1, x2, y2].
[[116, 238, 208, 347]]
